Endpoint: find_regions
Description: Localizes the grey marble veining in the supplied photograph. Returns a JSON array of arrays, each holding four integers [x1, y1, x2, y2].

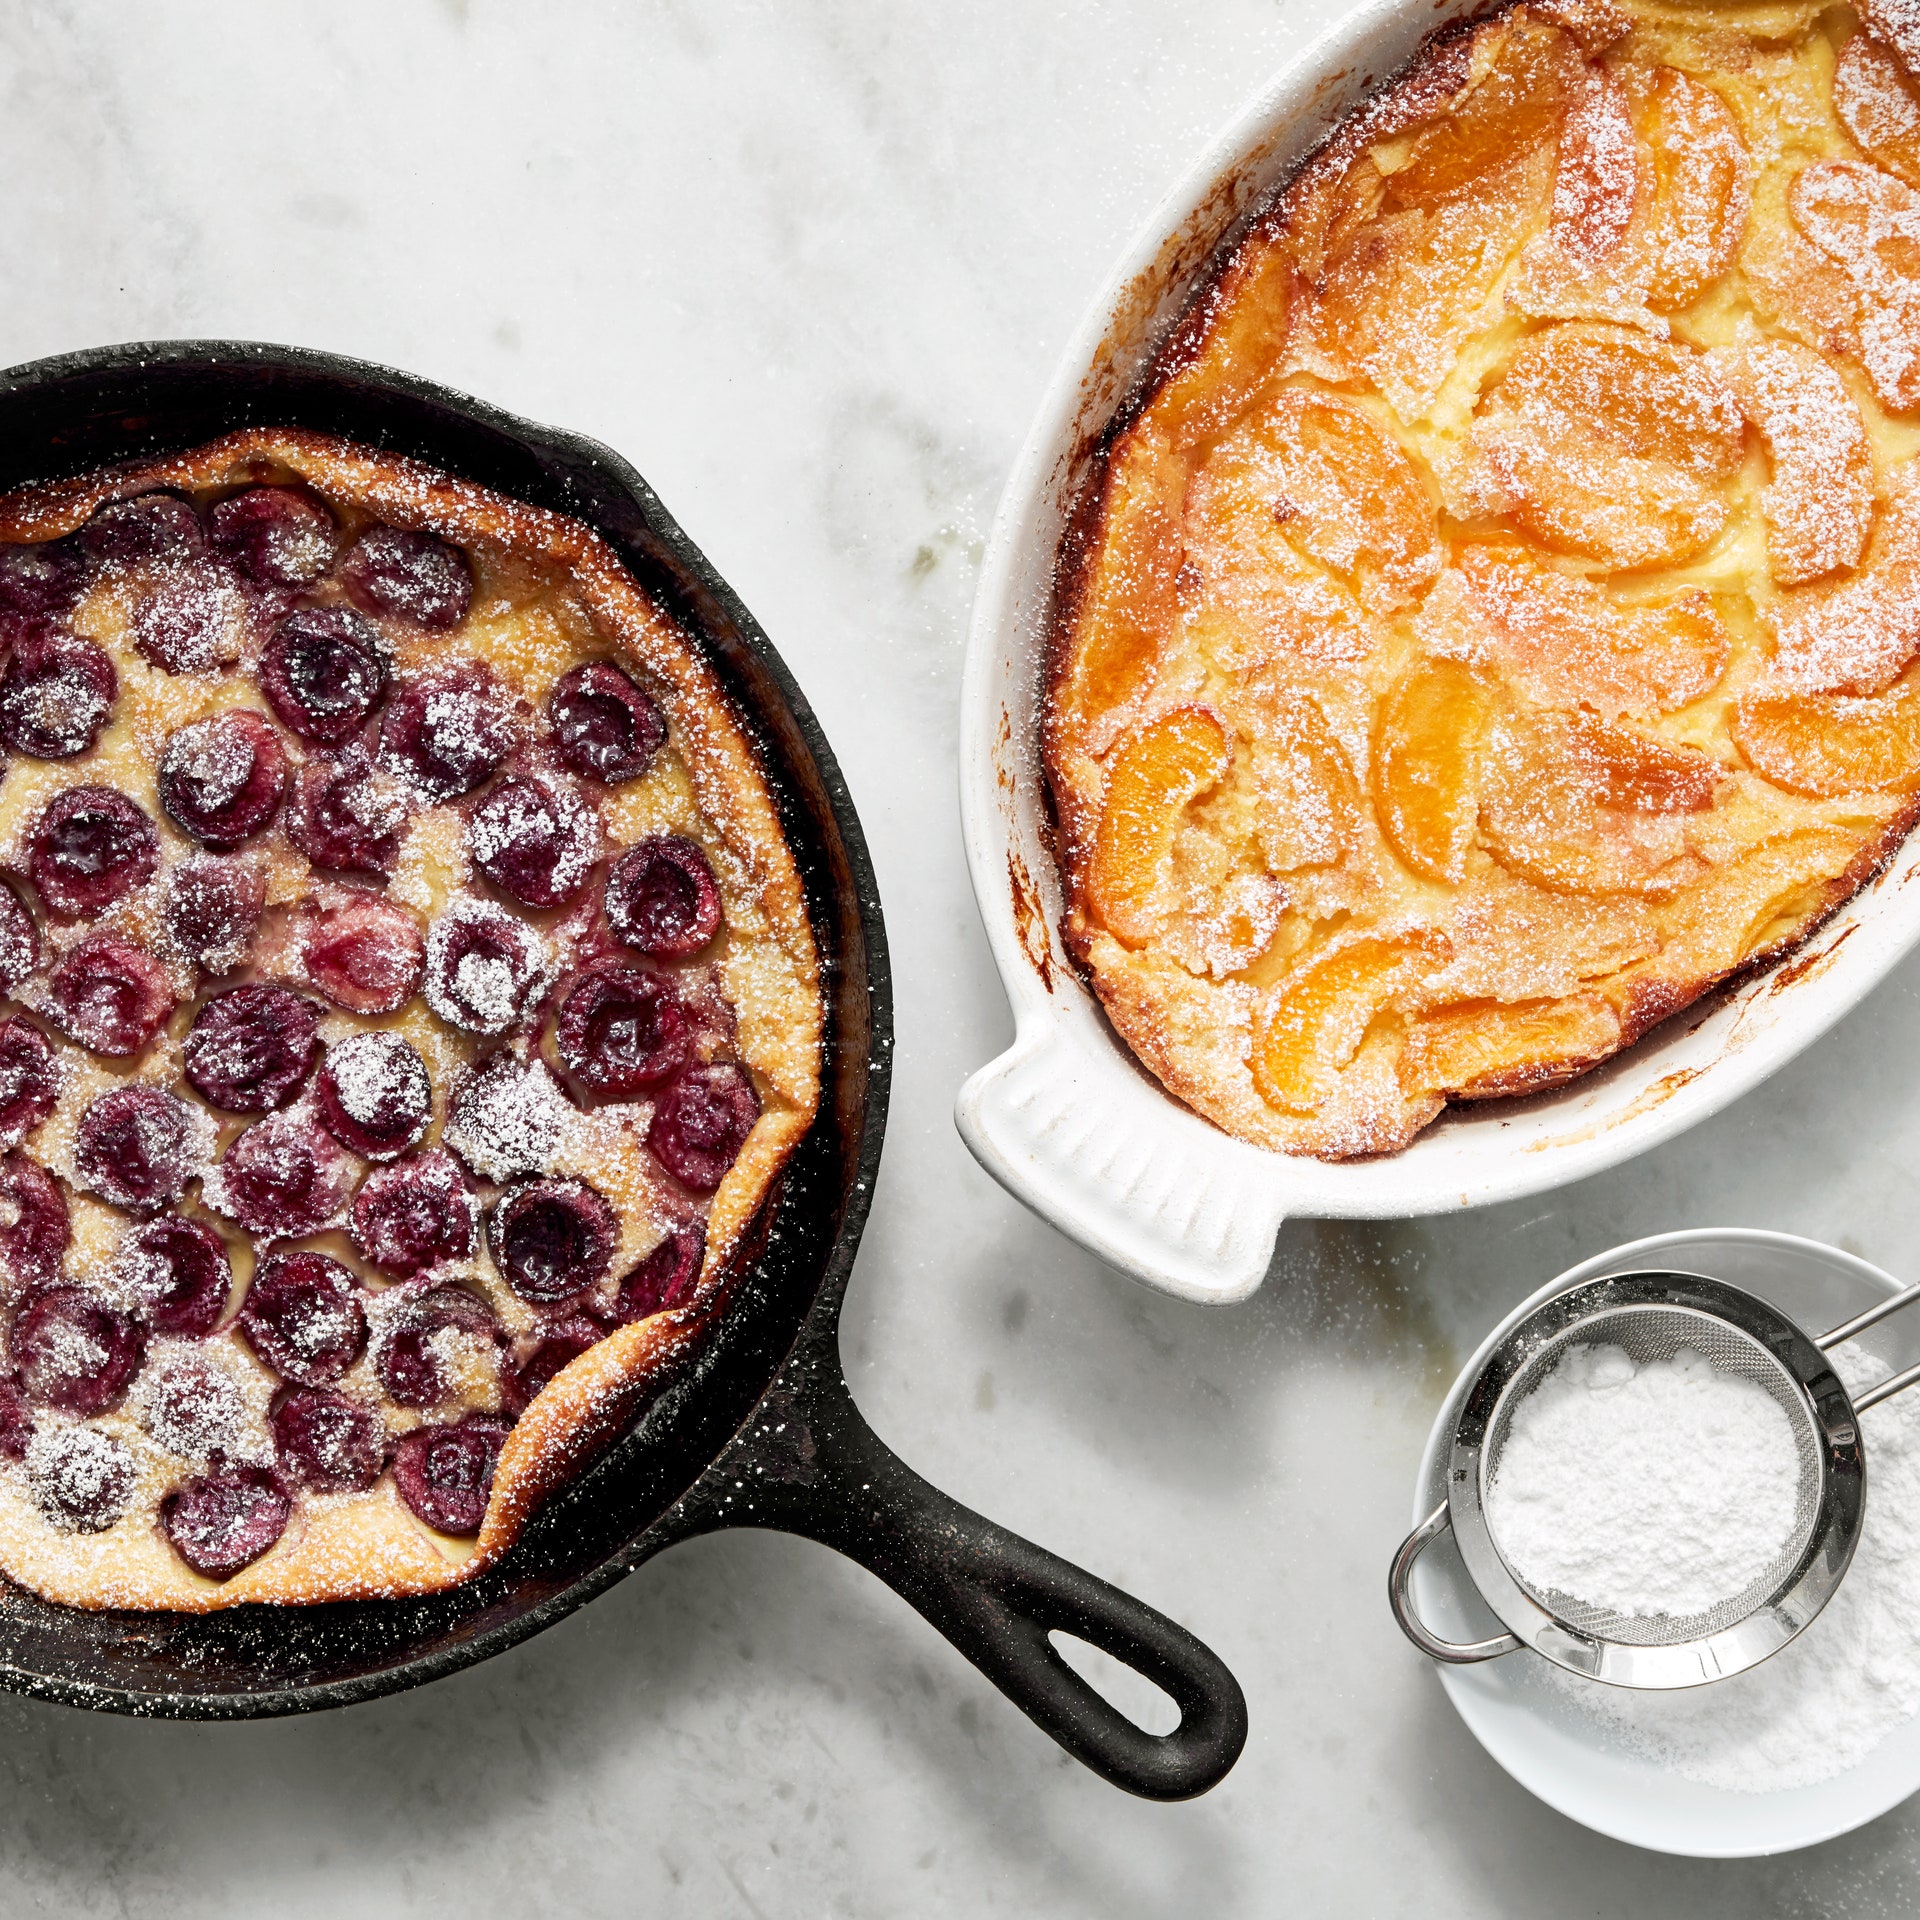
[[3, 2, 1920, 1913]]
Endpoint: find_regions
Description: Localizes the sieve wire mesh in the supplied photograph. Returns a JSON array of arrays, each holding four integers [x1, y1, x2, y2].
[[1481, 1304, 1824, 1648]]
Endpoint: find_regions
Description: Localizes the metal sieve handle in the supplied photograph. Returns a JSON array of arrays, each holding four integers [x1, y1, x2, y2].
[[1389, 1503, 1523, 1664], [1817, 1281, 1920, 1411]]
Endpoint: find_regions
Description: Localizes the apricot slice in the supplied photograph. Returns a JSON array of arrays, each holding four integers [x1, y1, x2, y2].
[[1371, 658, 1496, 882], [1835, 35, 1920, 194], [1633, 69, 1751, 310], [1088, 707, 1231, 945], [1790, 161, 1920, 413], [1398, 993, 1619, 1099], [1711, 340, 1874, 587], [1733, 676, 1920, 796], [1252, 934, 1447, 1114], [1457, 549, 1729, 718], [1769, 458, 1920, 695], [1660, 827, 1861, 978], [1467, 323, 1745, 567], [1253, 692, 1362, 874]]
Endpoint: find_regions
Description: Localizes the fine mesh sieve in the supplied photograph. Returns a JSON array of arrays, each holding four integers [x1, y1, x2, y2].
[[1389, 1269, 1920, 1690]]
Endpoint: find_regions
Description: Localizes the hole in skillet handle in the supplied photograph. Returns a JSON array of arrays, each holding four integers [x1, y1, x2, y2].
[[670, 1330, 1248, 1801]]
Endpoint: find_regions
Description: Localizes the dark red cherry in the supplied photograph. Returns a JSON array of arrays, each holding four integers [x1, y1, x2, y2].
[[0, 877, 38, 991], [548, 662, 666, 785], [116, 1215, 233, 1336], [45, 934, 175, 1056], [0, 1152, 69, 1290], [302, 893, 424, 1014], [137, 1353, 250, 1460], [132, 561, 244, 675], [0, 632, 116, 760], [73, 1085, 200, 1212], [209, 1112, 355, 1239], [648, 1064, 759, 1192], [184, 984, 322, 1113], [341, 525, 472, 629], [260, 605, 388, 745], [28, 787, 159, 918], [13, 1287, 144, 1415], [208, 485, 335, 588], [164, 856, 264, 974], [423, 899, 549, 1036], [0, 1376, 32, 1459], [444, 1052, 568, 1183], [0, 1019, 56, 1150], [79, 491, 203, 569], [162, 1465, 291, 1579], [285, 748, 410, 877], [376, 659, 516, 801], [349, 1149, 478, 1277], [467, 776, 600, 909], [610, 1222, 705, 1323], [503, 1314, 604, 1415], [270, 1386, 388, 1493], [157, 709, 287, 850], [26, 1426, 133, 1531], [238, 1250, 366, 1385], [392, 1415, 508, 1534], [0, 538, 87, 638], [605, 836, 721, 958], [316, 1031, 431, 1160], [375, 1282, 501, 1408], [489, 1178, 617, 1305], [555, 967, 690, 1102]]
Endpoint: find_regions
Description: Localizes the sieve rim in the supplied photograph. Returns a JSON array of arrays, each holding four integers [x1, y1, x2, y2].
[[1444, 1270, 1865, 1691]]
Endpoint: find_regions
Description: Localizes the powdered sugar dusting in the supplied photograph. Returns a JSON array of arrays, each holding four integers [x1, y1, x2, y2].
[[1791, 159, 1920, 410]]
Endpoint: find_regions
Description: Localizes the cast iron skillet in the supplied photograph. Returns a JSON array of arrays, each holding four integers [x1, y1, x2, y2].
[[0, 341, 1247, 1800]]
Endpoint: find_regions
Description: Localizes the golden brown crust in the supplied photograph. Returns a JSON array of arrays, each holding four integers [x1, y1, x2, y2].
[[1044, 0, 1920, 1161], [0, 428, 821, 1608]]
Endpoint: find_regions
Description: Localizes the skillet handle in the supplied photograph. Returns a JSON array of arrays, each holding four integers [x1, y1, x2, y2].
[[679, 1343, 1247, 1801]]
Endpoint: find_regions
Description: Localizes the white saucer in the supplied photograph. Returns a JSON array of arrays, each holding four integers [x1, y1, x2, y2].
[[1409, 1228, 1920, 1857]]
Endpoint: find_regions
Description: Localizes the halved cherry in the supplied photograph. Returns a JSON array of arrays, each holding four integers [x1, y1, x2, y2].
[[237, 1249, 367, 1385], [0, 537, 87, 638], [162, 1465, 291, 1579], [0, 632, 117, 760], [0, 1019, 56, 1150], [0, 877, 38, 992], [158, 709, 288, 849], [208, 1113, 355, 1240], [374, 1281, 501, 1408], [184, 984, 322, 1113], [115, 1215, 233, 1336], [260, 605, 389, 745], [604, 836, 722, 958], [503, 1314, 604, 1414], [349, 1148, 479, 1277], [0, 1153, 69, 1290], [549, 661, 667, 784], [609, 1222, 705, 1324], [467, 775, 601, 909], [443, 1052, 569, 1182], [341, 524, 472, 629], [423, 898, 550, 1035], [488, 1177, 618, 1304], [285, 748, 411, 877], [28, 787, 159, 917], [73, 1085, 200, 1212], [164, 856, 265, 975], [301, 892, 425, 1014], [26, 1426, 133, 1532], [45, 934, 175, 1056], [79, 491, 203, 569], [131, 561, 244, 676], [270, 1386, 389, 1493], [316, 1031, 431, 1160], [555, 966, 690, 1100], [376, 658, 517, 801], [392, 1415, 509, 1534], [13, 1286, 144, 1414], [137, 1353, 250, 1460], [0, 1377, 31, 1459], [208, 485, 335, 589], [647, 1065, 759, 1192]]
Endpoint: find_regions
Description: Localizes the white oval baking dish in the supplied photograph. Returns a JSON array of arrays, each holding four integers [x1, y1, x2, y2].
[[955, 0, 1920, 1305]]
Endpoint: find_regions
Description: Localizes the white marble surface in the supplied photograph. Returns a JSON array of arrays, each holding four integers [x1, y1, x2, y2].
[[6, 1, 1920, 1913]]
